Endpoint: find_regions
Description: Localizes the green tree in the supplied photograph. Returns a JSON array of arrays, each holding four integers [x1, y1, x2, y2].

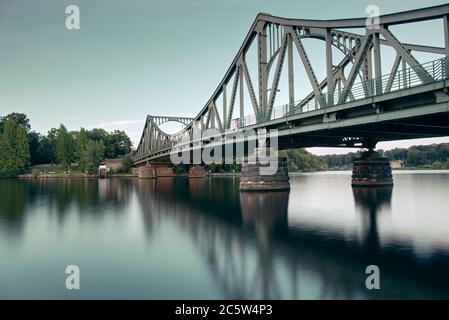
[[0, 119, 30, 177], [56, 124, 74, 170], [121, 154, 133, 173], [28, 131, 41, 165], [280, 149, 327, 172], [105, 130, 132, 158], [87, 128, 108, 142], [36, 134, 56, 164], [0, 113, 31, 134], [81, 140, 105, 174], [75, 128, 89, 170]]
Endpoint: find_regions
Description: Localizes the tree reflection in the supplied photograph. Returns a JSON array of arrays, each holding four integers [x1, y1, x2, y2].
[[0, 178, 134, 229]]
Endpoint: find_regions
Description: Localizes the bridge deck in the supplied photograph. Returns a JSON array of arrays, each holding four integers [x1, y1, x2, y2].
[[133, 5, 449, 165]]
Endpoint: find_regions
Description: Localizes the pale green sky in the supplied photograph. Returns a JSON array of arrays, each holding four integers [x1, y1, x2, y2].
[[1, 0, 449, 154]]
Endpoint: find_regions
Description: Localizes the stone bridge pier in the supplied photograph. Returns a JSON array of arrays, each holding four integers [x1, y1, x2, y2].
[[240, 147, 290, 191], [352, 149, 393, 187], [138, 163, 175, 179]]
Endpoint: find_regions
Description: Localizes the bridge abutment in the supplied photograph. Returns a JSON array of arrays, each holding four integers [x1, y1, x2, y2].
[[188, 165, 206, 178], [138, 165, 156, 179], [352, 150, 393, 187], [153, 163, 175, 177], [240, 148, 290, 191], [138, 163, 176, 178]]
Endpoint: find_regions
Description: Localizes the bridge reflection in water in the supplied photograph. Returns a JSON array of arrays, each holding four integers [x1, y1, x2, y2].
[[134, 177, 449, 299], [2, 177, 449, 299]]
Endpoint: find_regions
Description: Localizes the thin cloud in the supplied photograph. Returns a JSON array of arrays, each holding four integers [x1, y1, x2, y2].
[[90, 119, 146, 147], [92, 119, 145, 130]]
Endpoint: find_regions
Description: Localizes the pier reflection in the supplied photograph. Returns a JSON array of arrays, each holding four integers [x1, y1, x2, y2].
[[353, 186, 393, 262], [134, 177, 449, 299]]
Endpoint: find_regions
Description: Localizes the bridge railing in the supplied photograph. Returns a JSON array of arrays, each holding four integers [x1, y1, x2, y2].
[[235, 57, 449, 129], [334, 56, 448, 104]]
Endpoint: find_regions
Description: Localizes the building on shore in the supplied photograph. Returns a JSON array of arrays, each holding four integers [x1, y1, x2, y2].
[[390, 160, 405, 169]]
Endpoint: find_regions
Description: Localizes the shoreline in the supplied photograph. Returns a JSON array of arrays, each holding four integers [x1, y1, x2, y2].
[[17, 173, 137, 179], [11, 168, 449, 179]]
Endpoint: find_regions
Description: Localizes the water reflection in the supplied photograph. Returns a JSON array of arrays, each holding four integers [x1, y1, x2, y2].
[[353, 186, 393, 262], [240, 192, 289, 254], [1, 175, 449, 299]]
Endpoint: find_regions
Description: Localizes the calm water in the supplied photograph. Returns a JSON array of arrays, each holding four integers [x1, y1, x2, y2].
[[1, 171, 449, 299]]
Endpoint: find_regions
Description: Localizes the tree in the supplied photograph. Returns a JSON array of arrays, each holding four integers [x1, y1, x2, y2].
[[105, 130, 132, 158], [407, 146, 420, 167], [81, 140, 105, 174], [0, 119, 30, 177], [56, 124, 74, 170], [280, 149, 327, 172], [28, 131, 41, 165], [46, 128, 58, 163], [36, 136, 54, 164], [75, 128, 89, 170], [87, 128, 108, 142], [121, 154, 133, 173], [0, 113, 31, 134]]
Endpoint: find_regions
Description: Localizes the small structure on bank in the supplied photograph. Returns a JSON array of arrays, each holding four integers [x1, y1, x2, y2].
[[390, 160, 404, 169], [98, 163, 107, 178]]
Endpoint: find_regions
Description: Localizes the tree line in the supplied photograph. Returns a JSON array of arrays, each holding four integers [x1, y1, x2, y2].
[[319, 143, 449, 169], [280, 149, 328, 172], [0, 113, 133, 177]]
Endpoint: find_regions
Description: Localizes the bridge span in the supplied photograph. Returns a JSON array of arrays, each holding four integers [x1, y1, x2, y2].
[[132, 4, 449, 187]]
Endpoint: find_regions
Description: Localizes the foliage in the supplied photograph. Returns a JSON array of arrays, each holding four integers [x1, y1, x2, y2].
[[56, 124, 75, 170], [28, 131, 41, 165], [280, 149, 327, 172], [173, 164, 188, 175], [0, 112, 134, 177], [0, 113, 31, 134], [319, 152, 361, 170], [84, 128, 132, 159], [75, 128, 89, 170], [121, 154, 134, 174], [320, 143, 449, 169], [0, 119, 30, 177], [430, 160, 449, 169], [105, 130, 132, 159], [36, 130, 57, 164], [80, 140, 105, 174], [204, 163, 241, 173]]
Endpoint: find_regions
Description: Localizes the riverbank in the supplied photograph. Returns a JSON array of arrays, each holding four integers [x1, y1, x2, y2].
[[209, 172, 240, 177], [325, 167, 449, 171], [18, 173, 137, 179], [16, 172, 239, 179]]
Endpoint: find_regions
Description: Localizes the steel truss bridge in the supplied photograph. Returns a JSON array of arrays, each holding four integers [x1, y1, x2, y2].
[[133, 4, 449, 166]]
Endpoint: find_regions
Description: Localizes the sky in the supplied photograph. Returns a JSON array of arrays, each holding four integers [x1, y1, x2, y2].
[[1, 0, 449, 155]]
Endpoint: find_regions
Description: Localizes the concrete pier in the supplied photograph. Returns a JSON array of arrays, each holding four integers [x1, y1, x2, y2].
[[154, 163, 175, 177], [138, 165, 156, 179], [240, 148, 290, 191], [188, 165, 206, 178], [352, 150, 393, 187]]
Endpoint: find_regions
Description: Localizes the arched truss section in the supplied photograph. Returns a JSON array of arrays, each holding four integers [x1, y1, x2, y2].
[[133, 4, 449, 163], [133, 115, 194, 160]]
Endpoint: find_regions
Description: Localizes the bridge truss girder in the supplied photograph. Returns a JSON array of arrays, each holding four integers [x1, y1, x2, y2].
[[133, 4, 449, 164]]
